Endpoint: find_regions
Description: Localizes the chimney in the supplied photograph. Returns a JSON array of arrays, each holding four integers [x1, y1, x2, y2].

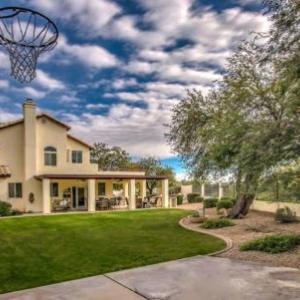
[[23, 99, 37, 179]]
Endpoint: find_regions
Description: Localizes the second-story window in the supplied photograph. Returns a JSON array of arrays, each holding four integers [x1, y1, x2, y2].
[[72, 150, 83, 163], [44, 146, 57, 166]]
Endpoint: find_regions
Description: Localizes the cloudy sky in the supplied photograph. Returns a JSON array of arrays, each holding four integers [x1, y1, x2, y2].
[[0, 0, 270, 178]]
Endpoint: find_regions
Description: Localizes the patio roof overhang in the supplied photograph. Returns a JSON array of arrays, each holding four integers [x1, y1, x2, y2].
[[35, 174, 168, 181]]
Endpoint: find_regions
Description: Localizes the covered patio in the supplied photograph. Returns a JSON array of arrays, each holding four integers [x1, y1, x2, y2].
[[35, 174, 169, 214]]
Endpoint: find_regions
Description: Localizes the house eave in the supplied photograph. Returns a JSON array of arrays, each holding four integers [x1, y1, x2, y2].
[[35, 174, 168, 181]]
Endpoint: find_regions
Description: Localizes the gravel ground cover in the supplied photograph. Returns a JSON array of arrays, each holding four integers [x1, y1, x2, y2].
[[180, 204, 300, 269]]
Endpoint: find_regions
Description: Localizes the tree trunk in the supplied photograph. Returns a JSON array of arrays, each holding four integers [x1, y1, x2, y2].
[[229, 193, 255, 218], [229, 172, 258, 218], [235, 168, 242, 199], [146, 181, 156, 195]]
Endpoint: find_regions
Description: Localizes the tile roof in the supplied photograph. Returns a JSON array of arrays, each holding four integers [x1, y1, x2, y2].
[[0, 165, 11, 178]]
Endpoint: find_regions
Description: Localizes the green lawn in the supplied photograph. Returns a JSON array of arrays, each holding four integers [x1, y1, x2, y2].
[[0, 209, 225, 294]]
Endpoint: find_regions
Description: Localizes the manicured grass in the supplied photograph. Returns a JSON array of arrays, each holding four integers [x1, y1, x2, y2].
[[0, 209, 225, 294]]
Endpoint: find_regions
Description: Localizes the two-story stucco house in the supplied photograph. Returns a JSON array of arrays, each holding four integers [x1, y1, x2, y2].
[[0, 99, 169, 214]]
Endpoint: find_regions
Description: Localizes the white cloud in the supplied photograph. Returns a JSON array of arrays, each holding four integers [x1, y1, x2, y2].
[[176, 171, 189, 181], [112, 78, 138, 90], [139, 50, 169, 62], [59, 94, 81, 104], [0, 52, 10, 70], [86, 103, 108, 109], [0, 109, 21, 123], [57, 36, 119, 69], [107, 92, 143, 102], [35, 70, 65, 90], [64, 102, 174, 158], [126, 61, 155, 74], [126, 60, 221, 85], [22, 87, 47, 99], [0, 80, 9, 88], [29, 0, 121, 36]]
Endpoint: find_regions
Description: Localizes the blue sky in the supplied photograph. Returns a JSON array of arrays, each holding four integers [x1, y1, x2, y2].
[[0, 0, 269, 179]]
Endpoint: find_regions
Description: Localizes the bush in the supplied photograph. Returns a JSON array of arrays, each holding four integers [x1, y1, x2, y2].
[[221, 197, 237, 205], [11, 209, 22, 216], [187, 193, 203, 203], [177, 195, 183, 205], [217, 199, 234, 211], [204, 198, 218, 208], [0, 201, 12, 216], [191, 211, 200, 218], [201, 218, 234, 229], [240, 234, 300, 253], [275, 206, 298, 223]]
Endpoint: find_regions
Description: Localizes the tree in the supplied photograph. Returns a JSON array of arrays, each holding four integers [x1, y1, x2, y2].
[[136, 157, 177, 195], [167, 1, 300, 218], [90, 143, 131, 171]]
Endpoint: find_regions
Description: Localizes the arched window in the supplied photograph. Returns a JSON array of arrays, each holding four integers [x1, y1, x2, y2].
[[44, 146, 57, 166]]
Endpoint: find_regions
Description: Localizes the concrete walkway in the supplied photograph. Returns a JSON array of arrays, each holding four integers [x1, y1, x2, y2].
[[1, 256, 300, 300]]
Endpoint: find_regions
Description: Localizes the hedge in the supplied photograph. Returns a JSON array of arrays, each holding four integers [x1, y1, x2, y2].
[[187, 193, 203, 203], [204, 198, 218, 208], [177, 195, 183, 205]]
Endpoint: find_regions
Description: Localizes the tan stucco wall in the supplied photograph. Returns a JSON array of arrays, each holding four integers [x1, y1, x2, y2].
[[36, 118, 98, 175], [181, 184, 193, 203], [251, 200, 300, 216], [0, 123, 27, 210]]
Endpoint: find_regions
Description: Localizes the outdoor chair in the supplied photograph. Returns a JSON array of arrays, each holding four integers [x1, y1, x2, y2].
[[96, 198, 109, 210], [142, 197, 151, 208], [136, 197, 143, 208], [52, 199, 71, 212]]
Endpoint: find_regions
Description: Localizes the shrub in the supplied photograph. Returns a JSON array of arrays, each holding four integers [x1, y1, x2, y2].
[[204, 198, 218, 208], [191, 211, 200, 218], [217, 199, 234, 211], [177, 195, 183, 205], [221, 197, 237, 205], [201, 218, 234, 229], [240, 234, 300, 253], [187, 193, 203, 203], [0, 201, 12, 216], [11, 209, 22, 216], [275, 206, 298, 223]]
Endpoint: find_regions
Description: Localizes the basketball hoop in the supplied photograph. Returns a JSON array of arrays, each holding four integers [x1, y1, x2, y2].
[[0, 7, 59, 83]]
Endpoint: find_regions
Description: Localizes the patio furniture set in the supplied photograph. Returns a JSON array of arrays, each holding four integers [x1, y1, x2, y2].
[[51, 196, 163, 212]]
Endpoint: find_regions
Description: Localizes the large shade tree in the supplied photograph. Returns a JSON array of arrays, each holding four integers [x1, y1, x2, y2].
[[91, 143, 131, 171], [167, 0, 300, 218], [136, 157, 178, 195]]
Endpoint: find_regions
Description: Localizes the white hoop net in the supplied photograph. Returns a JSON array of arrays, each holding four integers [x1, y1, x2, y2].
[[0, 7, 58, 83]]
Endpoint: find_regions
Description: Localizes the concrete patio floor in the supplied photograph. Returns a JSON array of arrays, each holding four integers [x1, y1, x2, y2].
[[1, 256, 300, 300]]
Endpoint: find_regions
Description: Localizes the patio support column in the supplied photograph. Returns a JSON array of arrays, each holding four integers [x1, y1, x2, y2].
[[218, 182, 223, 200], [123, 181, 129, 198], [88, 179, 96, 212], [42, 178, 51, 214], [128, 179, 136, 210], [141, 180, 147, 199], [106, 180, 113, 198], [162, 179, 169, 208], [201, 183, 205, 198]]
